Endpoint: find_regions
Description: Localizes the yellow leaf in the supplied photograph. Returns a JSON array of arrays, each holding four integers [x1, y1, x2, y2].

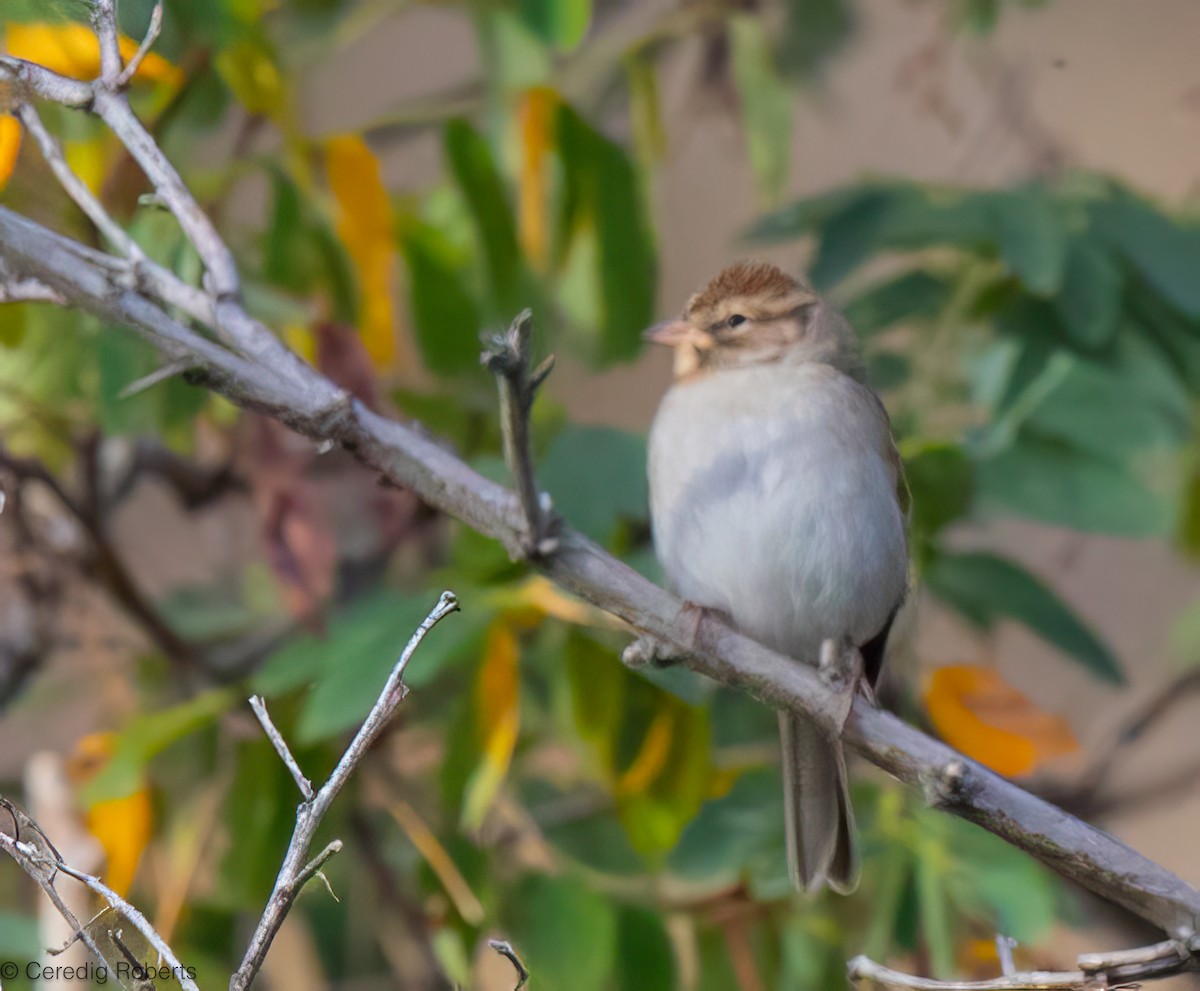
[[513, 575, 613, 629], [325, 134, 397, 369], [462, 621, 520, 829], [517, 86, 556, 269], [67, 733, 152, 898], [924, 665, 1078, 778], [281, 323, 316, 365], [4, 22, 183, 86], [65, 137, 108, 194], [387, 801, 484, 925], [213, 38, 286, 117], [615, 708, 673, 796], [0, 115, 20, 191]]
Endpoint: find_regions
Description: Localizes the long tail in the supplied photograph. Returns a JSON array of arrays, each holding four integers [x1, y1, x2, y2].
[[778, 710, 859, 894]]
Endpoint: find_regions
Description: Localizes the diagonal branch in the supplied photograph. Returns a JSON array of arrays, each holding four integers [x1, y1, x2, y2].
[[3, 203, 1199, 943]]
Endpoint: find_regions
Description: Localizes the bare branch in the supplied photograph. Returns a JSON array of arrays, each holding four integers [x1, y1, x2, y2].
[[488, 939, 530, 991], [483, 309, 560, 557], [848, 937, 1197, 990], [116, 2, 163, 88], [0, 57, 94, 108], [0, 824, 198, 991], [249, 695, 314, 800], [5, 197, 1200, 939], [230, 591, 460, 991], [53, 861, 200, 991], [15, 103, 143, 260], [90, 0, 125, 86]]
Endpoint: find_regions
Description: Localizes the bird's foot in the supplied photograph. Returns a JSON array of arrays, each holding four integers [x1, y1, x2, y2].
[[622, 636, 685, 670], [623, 602, 731, 669], [818, 637, 864, 735]]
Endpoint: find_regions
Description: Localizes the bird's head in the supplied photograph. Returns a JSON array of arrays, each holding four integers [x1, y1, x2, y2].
[[645, 262, 863, 381]]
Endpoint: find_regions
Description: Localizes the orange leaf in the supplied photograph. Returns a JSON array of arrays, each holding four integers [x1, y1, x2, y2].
[[67, 733, 152, 898], [0, 115, 20, 191], [517, 87, 557, 269], [4, 22, 183, 86], [924, 664, 1078, 778], [462, 621, 521, 829], [325, 134, 397, 369]]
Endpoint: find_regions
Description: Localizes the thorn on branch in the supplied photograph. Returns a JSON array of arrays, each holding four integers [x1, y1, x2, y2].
[[488, 939, 530, 991], [482, 309, 560, 560]]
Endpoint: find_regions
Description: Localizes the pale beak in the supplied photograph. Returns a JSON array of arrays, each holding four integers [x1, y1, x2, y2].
[[643, 320, 694, 346]]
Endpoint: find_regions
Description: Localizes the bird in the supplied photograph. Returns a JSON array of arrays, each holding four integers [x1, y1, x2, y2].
[[645, 261, 908, 893]]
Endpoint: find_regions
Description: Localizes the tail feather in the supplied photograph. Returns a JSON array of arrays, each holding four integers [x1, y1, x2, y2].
[[779, 710, 859, 894]]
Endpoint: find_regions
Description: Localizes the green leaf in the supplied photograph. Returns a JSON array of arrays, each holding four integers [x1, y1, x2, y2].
[[398, 216, 482, 375], [264, 166, 309, 292], [808, 187, 905, 289], [669, 769, 782, 882], [902, 441, 973, 545], [444, 119, 521, 316], [1053, 238, 1122, 349], [945, 821, 1058, 943], [729, 14, 793, 204], [256, 590, 491, 743], [915, 840, 955, 978], [1093, 190, 1200, 317], [215, 737, 297, 909], [975, 431, 1171, 538], [616, 906, 676, 991], [519, 0, 591, 50], [507, 875, 617, 991], [958, 0, 1000, 33], [539, 425, 649, 543], [925, 551, 1124, 683], [1127, 283, 1200, 394], [556, 105, 657, 364], [993, 184, 1068, 295], [745, 184, 874, 242], [774, 0, 854, 79], [82, 689, 236, 803], [843, 270, 954, 337], [1022, 350, 1189, 459]]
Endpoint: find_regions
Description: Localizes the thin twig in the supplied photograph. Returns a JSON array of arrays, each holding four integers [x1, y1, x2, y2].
[[229, 591, 460, 991], [482, 308, 559, 558], [15, 103, 142, 260], [91, 0, 124, 86], [52, 862, 200, 991], [0, 827, 197, 990], [249, 696, 314, 800], [116, 2, 163, 88], [488, 939, 530, 991], [848, 935, 1195, 990]]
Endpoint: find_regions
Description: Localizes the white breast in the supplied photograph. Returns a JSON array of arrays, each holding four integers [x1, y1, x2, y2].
[[648, 363, 908, 663]]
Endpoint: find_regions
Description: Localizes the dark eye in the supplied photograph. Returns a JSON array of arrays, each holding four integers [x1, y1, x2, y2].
[[727, 314, 747, 328]]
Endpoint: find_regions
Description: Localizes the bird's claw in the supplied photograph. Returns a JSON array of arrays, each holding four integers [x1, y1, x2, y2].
[[818, 638, 863, 735], [622, 635, 685, 670]]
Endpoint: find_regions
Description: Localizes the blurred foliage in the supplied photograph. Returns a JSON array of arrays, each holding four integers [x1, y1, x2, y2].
[[0, 0, 1194, 988]]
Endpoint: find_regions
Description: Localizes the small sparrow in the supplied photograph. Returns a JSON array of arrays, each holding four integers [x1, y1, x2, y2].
[[646, 262, 908, 893]]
